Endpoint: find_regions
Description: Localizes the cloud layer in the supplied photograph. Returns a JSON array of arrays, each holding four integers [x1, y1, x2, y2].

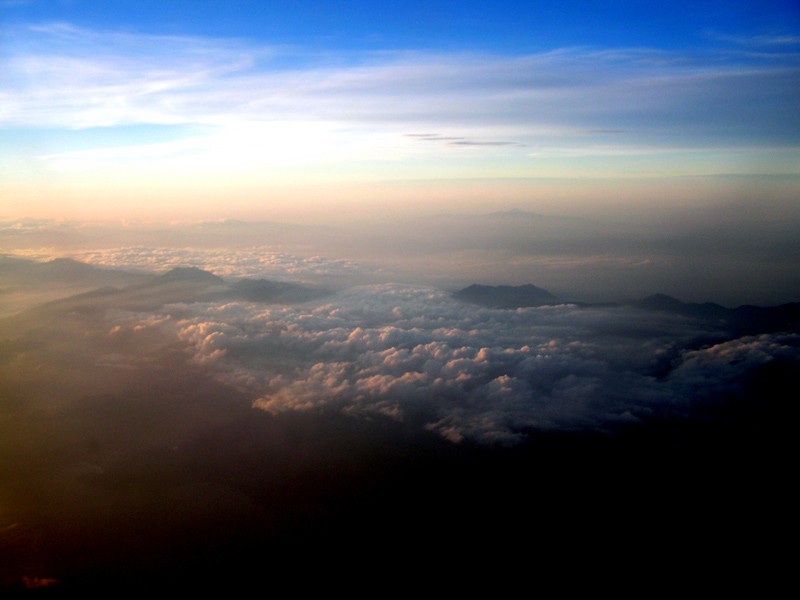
[[8, 245, 376, 283], [110, 283, 799, 444]]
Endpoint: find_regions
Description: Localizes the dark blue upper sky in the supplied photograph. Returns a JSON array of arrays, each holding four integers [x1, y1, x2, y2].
[[3, 0, 798, 51]]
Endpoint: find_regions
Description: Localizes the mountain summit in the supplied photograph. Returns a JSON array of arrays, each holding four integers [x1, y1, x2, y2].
[[454, 283, 559, 308], [158, 267, 224, 285]]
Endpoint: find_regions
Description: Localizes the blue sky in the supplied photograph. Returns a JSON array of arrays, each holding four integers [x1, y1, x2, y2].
[[1, 0, 798, 220], [3, 1, 798, 51]]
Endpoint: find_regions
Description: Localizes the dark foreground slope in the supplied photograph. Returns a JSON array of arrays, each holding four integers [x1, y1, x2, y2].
[[1, 321, 793, 594], [1, 392, 792, 594]]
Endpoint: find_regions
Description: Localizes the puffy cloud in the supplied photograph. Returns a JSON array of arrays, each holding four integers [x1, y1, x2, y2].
[[112, 283, 797, 444], [667, 333, 800, 402]]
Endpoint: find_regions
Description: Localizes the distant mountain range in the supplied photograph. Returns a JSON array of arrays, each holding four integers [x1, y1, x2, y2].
[[0, 255, 149, 287], [4, 256, 799, 336], [0, 257, 332, 317], [453, 283, 800, 336], [631, 293, 800, 336]]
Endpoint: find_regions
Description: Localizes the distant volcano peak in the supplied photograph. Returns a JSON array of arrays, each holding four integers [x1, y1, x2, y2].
[[159, 267, 224, 284], [454, 283, 558, 308]]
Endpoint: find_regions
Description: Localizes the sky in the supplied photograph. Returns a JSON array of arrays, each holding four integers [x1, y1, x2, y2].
[[1, 0, 798, 221]]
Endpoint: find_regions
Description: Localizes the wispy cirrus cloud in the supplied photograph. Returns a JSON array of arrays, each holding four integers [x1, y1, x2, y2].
[[705, 31, 800, 48], [406, 133, 524, 147], [2, 21, 799, 167]]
